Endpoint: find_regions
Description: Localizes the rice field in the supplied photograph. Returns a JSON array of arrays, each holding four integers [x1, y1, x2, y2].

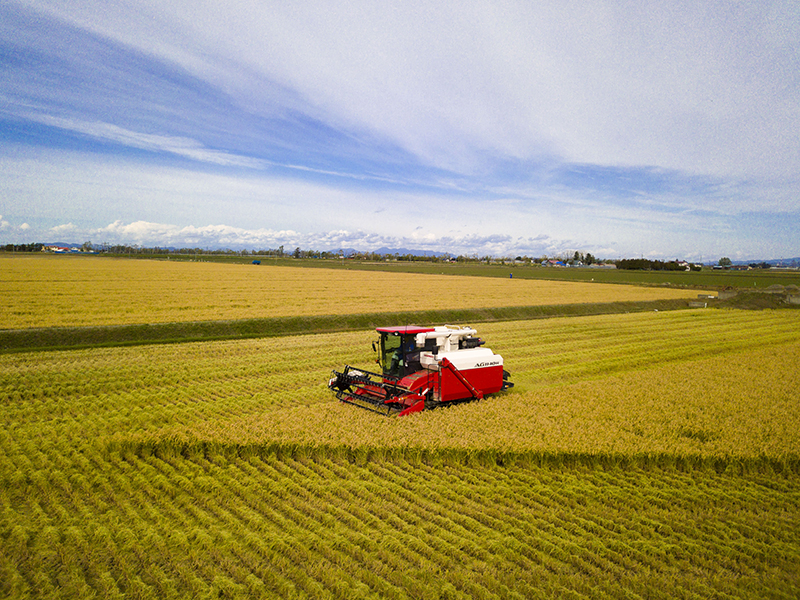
[[2, 308, 799, 598], [6, 308, 796, 459], [0, 255, 709, 328]]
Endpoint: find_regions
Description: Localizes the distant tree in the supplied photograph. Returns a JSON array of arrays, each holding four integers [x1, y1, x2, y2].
[[718, 257, 732, 267], [618, 258, 652, 270], [2, 243, 44, 253]]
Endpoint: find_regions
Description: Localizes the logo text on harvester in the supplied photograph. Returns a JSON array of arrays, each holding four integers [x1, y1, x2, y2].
[[474, 361, 500, 367]]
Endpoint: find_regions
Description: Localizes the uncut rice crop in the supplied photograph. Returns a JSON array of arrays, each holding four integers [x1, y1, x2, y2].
[[193, 338, 800, 460], [2, 309, 798, 460], [0, 255, 708, 328], [128, 309, 800, 460]]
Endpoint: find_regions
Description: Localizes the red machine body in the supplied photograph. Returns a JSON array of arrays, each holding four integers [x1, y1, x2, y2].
[[328, 325, 513, 415]]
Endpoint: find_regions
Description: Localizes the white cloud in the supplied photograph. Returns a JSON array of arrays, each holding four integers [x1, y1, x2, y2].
[[14, 112, 410, 184], [2, 145, 798, 260], [27, 218, 572, 257], [50, 223, 77, 233], [26, 115, 267, 169], [94, 220, 305, 248], [0, 216, 32, 235], [23, 0, 800, 179]]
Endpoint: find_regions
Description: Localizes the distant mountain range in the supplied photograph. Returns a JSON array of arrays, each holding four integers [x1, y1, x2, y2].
[[44, 243, 453, 257], [730, 258, 800, 267], [369, 247, 452, 258], [305, 247, 452, 258]]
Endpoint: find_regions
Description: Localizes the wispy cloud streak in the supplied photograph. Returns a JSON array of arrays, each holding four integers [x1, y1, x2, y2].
[[28, 115, 267, 168]]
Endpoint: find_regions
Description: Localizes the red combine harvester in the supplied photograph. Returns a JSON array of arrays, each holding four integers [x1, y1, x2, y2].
[[328, 325, 513, 416]]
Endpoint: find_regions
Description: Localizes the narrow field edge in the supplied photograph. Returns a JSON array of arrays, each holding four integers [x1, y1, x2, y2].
[[109, 436, 800, 476], [0, 298, 695, 353]]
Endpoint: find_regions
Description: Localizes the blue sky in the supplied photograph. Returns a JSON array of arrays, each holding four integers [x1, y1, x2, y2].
[[1, 1, 798, 260]]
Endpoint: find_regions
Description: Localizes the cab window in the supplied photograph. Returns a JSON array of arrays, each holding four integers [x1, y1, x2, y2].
[[381, 333, 403, 377]]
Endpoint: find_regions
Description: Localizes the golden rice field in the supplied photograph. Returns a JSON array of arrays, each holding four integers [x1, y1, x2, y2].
[[6, 308, 786, 460], [2, 308, 800, 597], [0, 255, 708, 328]]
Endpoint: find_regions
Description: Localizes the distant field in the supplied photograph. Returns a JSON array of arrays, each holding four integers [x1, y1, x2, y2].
[[2, 309, 799, 598], [93, 251, 800, 288], [293, 257, 800, 289], [0, 255, 709, 329]]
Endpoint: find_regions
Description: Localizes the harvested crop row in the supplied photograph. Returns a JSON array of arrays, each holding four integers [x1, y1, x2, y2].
[[2, 449, 798, 599]]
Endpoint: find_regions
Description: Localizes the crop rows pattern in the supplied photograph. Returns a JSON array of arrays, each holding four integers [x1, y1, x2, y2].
[[2, 310, 799, 597], [0, 256, 707, 328], [1, 448, 798, 599]]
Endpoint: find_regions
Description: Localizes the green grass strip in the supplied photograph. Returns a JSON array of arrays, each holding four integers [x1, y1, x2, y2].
[[0, 298, 695, 353]]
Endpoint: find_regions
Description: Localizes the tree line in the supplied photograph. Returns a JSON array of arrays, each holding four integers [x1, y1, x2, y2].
[[616, 258, 701, 271]]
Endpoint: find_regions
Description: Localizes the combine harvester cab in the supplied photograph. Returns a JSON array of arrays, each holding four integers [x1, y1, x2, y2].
[[328, 325, 513, 416]]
